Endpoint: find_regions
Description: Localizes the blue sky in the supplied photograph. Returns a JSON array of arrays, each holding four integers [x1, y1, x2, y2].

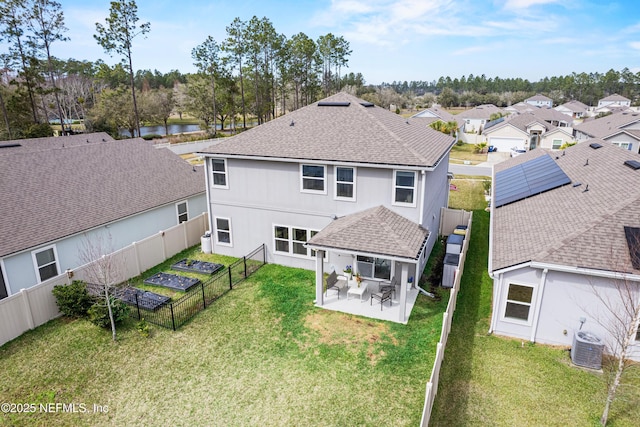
[[21, 0, 640, 84]]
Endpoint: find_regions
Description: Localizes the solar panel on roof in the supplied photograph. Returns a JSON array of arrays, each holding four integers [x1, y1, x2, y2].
[[483, 117, 504, 131], [494, 154, 571, 207], [624, 160, 640, 170], [589, 142, 603, 149], [318, 101, 350, 107]]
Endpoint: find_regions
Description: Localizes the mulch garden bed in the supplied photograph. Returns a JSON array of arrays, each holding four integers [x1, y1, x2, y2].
[[171, 259, 224, 275], [143, 272, 201, 292]]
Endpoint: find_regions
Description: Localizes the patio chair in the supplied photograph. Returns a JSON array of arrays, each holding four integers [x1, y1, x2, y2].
[[379, 276, 399, 298], [325, 270, 348, 299], [370, 288, 393, 310]]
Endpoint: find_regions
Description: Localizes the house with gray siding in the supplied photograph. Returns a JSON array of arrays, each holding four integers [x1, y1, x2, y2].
[[525, 93, 553, 108], [482, 111, 574, 152], [573, 110, 640, 153], [489, 141, 640, 360], [0, 133, 206, 299], [199, 93, 454, 322]]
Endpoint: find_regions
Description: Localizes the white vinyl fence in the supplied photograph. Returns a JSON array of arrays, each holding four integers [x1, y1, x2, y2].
[[0, 213, 208, 347], [421, 209, 473, 426]]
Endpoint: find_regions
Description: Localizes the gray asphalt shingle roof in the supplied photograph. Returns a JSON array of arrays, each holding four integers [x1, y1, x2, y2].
[[573, 110, 640, 138], [307, 205, 429, 260], [200, 93, 454, 168], [0, 135, 205, 257], [491, 140, 640, 274]]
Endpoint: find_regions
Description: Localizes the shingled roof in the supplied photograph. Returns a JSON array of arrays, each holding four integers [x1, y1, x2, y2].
[[573, 110, 640, 138], [491, 140, 640, 274], [0, 135, 205, 257], [200, 92, 454, 169], [307, 206, 429, 260]]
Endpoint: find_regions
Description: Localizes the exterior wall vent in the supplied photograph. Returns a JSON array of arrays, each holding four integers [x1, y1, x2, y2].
[[571, 331, 603, 370]]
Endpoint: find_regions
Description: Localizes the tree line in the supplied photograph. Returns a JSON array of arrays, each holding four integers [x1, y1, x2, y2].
[[0, 0, 354, 140]]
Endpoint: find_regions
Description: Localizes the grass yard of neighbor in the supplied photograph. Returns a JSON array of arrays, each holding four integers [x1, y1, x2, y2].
[[449, 143, 488, 165], [0, 246, 449, 426]]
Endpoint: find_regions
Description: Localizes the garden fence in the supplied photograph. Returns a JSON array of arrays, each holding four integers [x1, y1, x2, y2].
[[127, 244, 266, 330], [421, 210, 473, 426]]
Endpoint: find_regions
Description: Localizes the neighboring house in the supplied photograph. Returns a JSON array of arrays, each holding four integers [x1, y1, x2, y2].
[[504, 102, 536, 115], [489, 141, 640, 361], [524, 93, 553, 108], [574, 110, 640, 153], [555, 100, 589, 119], [411, 106, 457, 123], [0, 133, 206, 299], [597, 93, 631, 109], [455, 104, 504, 135], [198, 92, 454, 323], [482, 112, 574, 152]]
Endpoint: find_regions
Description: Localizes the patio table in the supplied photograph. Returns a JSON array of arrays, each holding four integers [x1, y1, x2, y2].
[[347, 281, 368, 301]]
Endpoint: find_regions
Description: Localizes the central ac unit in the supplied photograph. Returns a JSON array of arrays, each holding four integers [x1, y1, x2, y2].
[[571, 331, 604, 370]]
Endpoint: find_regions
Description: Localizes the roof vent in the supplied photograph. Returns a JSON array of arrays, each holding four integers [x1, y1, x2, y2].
[[359, 101, 374, 107], [589, 142, 602, 149], [624, 160, 640, 170], [318, 101, 350, 107], [0, 143, 21, 149]]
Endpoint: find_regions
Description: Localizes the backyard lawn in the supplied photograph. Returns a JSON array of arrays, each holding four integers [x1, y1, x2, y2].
[[431, 186, 640, 425], [0, 247, 448, 426], [449, 143, 488, 165]]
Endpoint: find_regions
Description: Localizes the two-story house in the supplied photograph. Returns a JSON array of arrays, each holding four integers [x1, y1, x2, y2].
[[199, 93, 454, 322], [524, 93, 553, 108], [597, 93, 631, 109]]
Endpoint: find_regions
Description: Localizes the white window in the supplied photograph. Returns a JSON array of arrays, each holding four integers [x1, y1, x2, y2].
[[32, 245, 60, 283], [273, 225, 321, 258], [335, 166, 356, 200], [551, 139, 562, 150], [394, 170, 417, 206], [215, 217, 232, 246], [176, 201, 188, 224], [300, 164, 326, 193], [612, 141, 631, 150], [504, 283, 534, 322], [0, 263, 8, 299], [211, 158, 228, 188], [356, 255, 391, 280]]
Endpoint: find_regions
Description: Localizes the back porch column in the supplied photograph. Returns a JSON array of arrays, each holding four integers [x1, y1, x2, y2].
[[315, 250, 325, 306], [398, 262, 409, 323]]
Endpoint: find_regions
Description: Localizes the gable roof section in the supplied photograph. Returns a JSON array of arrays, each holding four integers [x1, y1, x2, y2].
[[526, 94, 552, 102], [411, 106, 456, 122], [457, 104, 503, 120], [573, 111, 640, 138], [306, 205, 429, 260], [200, 93, 454, 168], [483, 112, 555, 135], [0, 135, 205, 257], [491, 140, 640, 274], [557, 100, 588, 113], [600, 93, 630, 103]]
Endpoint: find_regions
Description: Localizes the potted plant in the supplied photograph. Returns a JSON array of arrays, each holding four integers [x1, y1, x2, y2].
[[355, 272, 362, 287], [343, 265, 352, 279]]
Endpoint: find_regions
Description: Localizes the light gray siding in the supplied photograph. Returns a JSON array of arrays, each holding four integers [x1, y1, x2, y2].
[[2, 194, 206, 295]]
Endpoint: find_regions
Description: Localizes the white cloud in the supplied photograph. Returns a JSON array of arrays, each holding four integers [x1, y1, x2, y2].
[[629, 41, 640, 50], [502, 0, 562, 10]]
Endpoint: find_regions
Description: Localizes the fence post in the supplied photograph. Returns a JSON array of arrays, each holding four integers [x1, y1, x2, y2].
[[134, 292, 141, 320], [262, 243, 266, 264], [201, 282, 206, 309], [228, 266, 233, 290], [243, 256, 247, 278], [170, 303, 176, 331]]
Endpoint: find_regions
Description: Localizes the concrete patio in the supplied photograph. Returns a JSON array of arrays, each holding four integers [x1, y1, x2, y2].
[[315, 282, 420, 324]]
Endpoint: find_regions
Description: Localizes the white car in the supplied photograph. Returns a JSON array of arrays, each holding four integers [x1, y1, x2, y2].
[[510, 147, 526, 157]]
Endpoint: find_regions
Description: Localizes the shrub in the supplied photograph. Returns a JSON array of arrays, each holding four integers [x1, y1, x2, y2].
[[141, 133, 163, 140], [88, 297, 129, 328], [136, 318, 151, 338], [52, 280, 95, 318]]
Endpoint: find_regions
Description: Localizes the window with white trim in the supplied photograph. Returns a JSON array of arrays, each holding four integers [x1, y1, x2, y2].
[[33, 246, 59, 282], [335, 166, 355, 200], [356, 256, 391, 280], [394, 170, 417, 205], [273, 225, 321, 258], [211, 158, 228, 188], [300, 164, 326, 193], [176, 201, 188, 223], [215, 217, 232, 245], [504, 283, 534, 321], [551, 139, 562, 150], [612, 141, 631, 150]]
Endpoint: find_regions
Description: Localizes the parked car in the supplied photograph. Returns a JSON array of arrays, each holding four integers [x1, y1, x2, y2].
[[510, 147, 526, 157]]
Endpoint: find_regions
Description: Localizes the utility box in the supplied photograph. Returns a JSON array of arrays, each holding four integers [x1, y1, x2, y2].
[[442, 253, 460, 288], [571, 331, 604, 370], [201, 232, 212, 254]]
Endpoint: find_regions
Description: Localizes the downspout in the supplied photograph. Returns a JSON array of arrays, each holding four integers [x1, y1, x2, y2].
[[419, 170, 426, 226], [203, 158, 214, 250], [530, 268, 548, 343], [488, 272, 502, 334], [487, 163, 497, 335]]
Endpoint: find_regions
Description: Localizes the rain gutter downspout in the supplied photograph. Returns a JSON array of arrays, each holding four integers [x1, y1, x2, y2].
[[530, 268, 548, 342]]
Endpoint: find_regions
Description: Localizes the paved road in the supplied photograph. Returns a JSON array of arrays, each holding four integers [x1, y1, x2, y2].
[[448, 163, 492, 177]]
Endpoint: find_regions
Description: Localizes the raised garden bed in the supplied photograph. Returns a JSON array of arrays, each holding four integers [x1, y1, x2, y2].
[[143, 272, 201, 292], [171, 259, 224, 275], [119, 287, 170, 311]]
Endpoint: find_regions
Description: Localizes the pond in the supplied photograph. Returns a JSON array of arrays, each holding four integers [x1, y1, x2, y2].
[[120, 123, 202, 137]]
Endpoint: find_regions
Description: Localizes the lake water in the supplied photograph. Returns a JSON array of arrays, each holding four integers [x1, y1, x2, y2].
[[120, 123, 202, 137]]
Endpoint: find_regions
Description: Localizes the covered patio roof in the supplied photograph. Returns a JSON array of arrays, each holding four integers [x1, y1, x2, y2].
[[306, 205, 429, 260]]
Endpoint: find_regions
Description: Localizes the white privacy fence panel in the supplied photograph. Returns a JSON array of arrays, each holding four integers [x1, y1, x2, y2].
[[0, 213, 208, 348]]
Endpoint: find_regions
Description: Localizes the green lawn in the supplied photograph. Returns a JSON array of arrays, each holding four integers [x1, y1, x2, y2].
[[0, 255, 448, 426], [449, 143, 488, 165], [430, 209, 640, 426]]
